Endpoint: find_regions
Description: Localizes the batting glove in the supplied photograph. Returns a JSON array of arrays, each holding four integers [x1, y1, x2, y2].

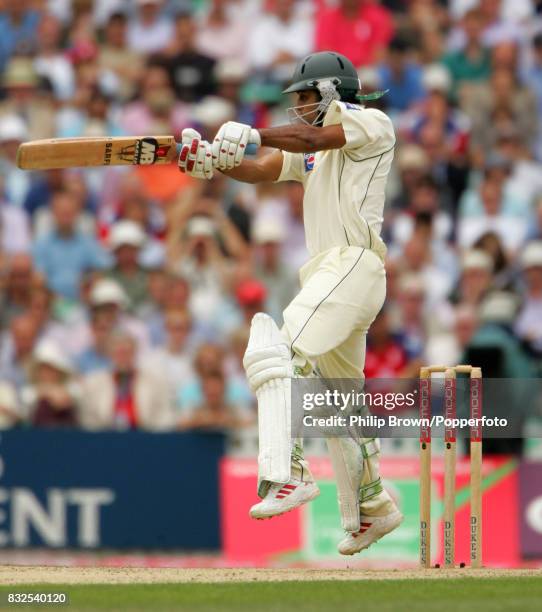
[[211, 121, 261, 171], [178, 128, 214, 179]]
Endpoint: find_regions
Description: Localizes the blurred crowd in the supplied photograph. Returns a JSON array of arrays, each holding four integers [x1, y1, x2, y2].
[[1, 0, 542, 434]]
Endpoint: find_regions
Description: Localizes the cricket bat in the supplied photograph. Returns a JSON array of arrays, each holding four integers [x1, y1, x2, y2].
[[16, 135, 180, 170]]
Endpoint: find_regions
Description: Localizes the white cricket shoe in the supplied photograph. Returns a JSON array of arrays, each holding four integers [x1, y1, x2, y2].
[[337, 509, 403, 555], [249, 479, 320, 520]]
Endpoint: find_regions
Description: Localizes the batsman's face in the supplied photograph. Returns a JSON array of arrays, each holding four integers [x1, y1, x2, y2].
[[294, 90, 321, 125]]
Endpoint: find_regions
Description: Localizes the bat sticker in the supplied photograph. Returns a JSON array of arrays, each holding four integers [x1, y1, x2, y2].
[[303, 153, 315, 172], [117, 137, 162, 165], [134, 137, 159, 164], [104, 141, 113, 165]]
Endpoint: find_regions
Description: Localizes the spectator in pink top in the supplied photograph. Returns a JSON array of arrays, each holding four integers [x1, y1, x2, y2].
[[315, 0, 394, 67]]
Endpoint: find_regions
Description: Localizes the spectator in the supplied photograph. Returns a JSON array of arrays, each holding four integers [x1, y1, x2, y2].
[[169, 199, 249, 338], [378, 37, 425, 113], [0, 253, 36, 325], [0, 114, 31, 209], [176, 342, 251, 416], [161, 11, 216, 102], [523, 33, 542, 138], [142, 308, 196, 403], [463, 54, 538, 154], [107, 220, 149, 314], [32, 190, 109, 301], [98, 12, 144, 102], [364, 308, 409, 379], [0, 0, 40, 70], [442, 8, 492, 99], [0, 313, 39, 392], [127, 0, 174, 55], [452, 249, 495, 308], [178, 369, 252, 431], [0, 380, 20, 428], [0, 195, 31, 255], [196, 0, 249, 63], [34, 13, 75, 101], [247, 0, 313, 82], [388, 144, 429, 211], [283, 181, 310, 270], [0, 57, 55, 141], [315, 0, 394, 67], [120, 63, 190, 136], [457, 176, 528, 253], [214, 60, 258, 127], [394, 273, 427, 360], [138, 268, 170, 345], [23, 341, 78, 427], [515, 241, 542, 354], [458, 155, 529, 219], [74, 309, 113, 375], [235, 278, 267, 325], [79, 331, 173, 431], [82, 278, 151, 356], [117, 195, 165, 269], [252, 217, 298, 323]]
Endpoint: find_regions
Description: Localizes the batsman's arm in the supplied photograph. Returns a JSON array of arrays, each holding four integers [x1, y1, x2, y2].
[[220, 150, 284, 183], [220, 124, 346, 183], [258, 124, 346, 153]]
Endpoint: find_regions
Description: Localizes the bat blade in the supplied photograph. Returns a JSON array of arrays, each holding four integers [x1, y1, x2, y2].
[[17, 135, 179, 170]]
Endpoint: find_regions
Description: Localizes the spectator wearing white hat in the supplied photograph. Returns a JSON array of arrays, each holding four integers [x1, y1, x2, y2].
[[107, 220, 149, 314], [22, 341, 79, 428], [0, 57, 55, 141], [252, 216, 298, 323], [32, 190, 109, 301], [87, 278, 150, 355], [58, 278, 151, 364], [453, 248, 495, 307], [515, 241, 542, 353]]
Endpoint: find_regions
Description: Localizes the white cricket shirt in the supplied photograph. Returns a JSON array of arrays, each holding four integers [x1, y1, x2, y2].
[[276, 100, 395, 257]]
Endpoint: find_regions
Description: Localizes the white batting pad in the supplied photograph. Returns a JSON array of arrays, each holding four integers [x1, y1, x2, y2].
[[326, 437, 363, 532], [244, 313, 293, 487]]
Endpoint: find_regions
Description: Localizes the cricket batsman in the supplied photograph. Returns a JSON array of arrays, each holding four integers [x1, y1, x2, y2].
[[178, 51, 403, 555]]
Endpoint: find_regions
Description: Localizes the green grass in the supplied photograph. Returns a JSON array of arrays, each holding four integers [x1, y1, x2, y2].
[[1, 578, 542, 612]]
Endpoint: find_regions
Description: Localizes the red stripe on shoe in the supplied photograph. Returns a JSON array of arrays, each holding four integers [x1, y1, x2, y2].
[[283, 484, 297, 490], [276, 495, 286, 499]]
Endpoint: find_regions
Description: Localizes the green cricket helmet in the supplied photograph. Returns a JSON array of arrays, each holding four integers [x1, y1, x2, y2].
[[282, 51, 387, 125], [282, 51, 361, 99]]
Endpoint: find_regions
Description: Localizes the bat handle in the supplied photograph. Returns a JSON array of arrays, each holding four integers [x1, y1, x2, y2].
[[249, 129, 261, 147]]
